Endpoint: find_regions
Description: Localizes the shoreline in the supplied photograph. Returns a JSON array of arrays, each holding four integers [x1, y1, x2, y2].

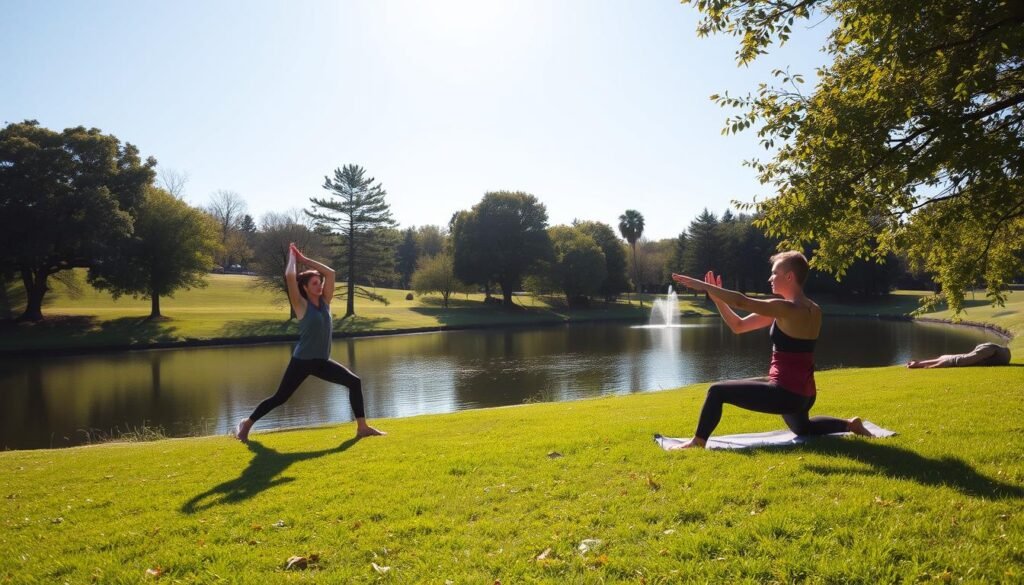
[[1, 308, 1013, 358]]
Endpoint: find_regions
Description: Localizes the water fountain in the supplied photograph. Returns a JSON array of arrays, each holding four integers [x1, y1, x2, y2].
[[648, 286, 680, 327]]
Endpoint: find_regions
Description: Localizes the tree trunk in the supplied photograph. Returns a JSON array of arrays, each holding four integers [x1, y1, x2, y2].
[[631, 244, 643, 307], [502, 284, 514, 307], [17, 267, 48, 322], [150, 293, 161, 319], [346, 224, 356, 317]]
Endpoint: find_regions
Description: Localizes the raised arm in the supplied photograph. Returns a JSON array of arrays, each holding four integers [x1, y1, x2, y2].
[[672, 272, 806, 321], [291, 244, 336, 305], [700, 271, 773, 334], [285, 245, 307, 319]]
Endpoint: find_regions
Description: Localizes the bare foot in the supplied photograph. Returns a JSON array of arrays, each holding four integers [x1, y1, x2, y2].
[[356, 425, 386, 437], [847, 417, 873, 437], [235, 418, 253, 443], [666, 437, 706, 450]]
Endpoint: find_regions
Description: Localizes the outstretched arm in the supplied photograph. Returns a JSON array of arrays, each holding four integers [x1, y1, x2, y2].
[[671, 272, 806, 321], [291, 244, 336, 305], [285, 246, 306, 319], [700, 271, 773, 334]]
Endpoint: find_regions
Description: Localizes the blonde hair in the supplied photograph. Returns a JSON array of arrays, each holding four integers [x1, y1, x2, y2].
[[770, 251, 809, 286]]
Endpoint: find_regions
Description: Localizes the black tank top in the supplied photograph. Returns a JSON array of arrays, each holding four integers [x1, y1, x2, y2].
[[770, 320, 816, 353]]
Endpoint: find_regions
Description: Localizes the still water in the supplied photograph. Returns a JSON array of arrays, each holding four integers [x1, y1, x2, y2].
[[0, 318, 1004, 449]]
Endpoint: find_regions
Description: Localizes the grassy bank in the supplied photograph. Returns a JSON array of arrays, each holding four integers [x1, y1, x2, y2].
[[1, 364, 1022, 583], [2, 278, 1022, 581], [1, 271, 713, 353]]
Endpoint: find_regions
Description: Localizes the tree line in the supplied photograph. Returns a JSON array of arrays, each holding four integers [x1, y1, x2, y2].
[[0, 119, 988, 324]]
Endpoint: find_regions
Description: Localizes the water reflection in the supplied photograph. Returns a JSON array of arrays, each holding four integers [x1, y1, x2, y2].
[[0, 317, 1003, 449]]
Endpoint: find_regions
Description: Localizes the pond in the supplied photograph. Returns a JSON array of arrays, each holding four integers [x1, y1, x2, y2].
[[0, 317, 1005, 450]]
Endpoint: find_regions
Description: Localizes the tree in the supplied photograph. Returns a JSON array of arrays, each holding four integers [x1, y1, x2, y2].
[[88, 187, 221, 318], [158, 168, 189, 199], [206, 190, 253, 269], [682, 209, 720, 277], [574, 220, 629, 301], [307, 164, 397, 317], [0, 120, 156, 321], [451, 191, 552, 306], [546, 225, 607, 306], [415, 224, 447, 258], [618, 210, 645, 303], [396, 228, 419, 290], [250, 210, 326, 319], [684, 0, 1024, 312], [411, 252, 466, 307]]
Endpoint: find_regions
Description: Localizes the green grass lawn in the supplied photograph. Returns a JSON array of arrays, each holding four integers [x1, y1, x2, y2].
[[1, 277, 1022, 581], [1, 271, 715, 352], [1, 365, 1022, 583]]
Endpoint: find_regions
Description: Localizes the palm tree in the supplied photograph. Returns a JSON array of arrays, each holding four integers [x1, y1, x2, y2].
[[618, 209, 645, 306]]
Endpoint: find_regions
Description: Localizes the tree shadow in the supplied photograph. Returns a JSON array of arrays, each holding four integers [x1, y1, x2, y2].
[[217, 318, 298, 338], [180, 436, 361, 514], [785, 438, 1024, 500]]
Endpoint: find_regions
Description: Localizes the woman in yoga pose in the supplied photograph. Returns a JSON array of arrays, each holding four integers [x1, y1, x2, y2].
[[907, 342, 1011, 368], [669, 251, 871, 449], [235, 243, 384, 442]]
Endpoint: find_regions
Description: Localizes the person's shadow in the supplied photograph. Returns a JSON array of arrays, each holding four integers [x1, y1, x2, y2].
[[181, 437, 360, 514], [784, 438, 1024, 500]]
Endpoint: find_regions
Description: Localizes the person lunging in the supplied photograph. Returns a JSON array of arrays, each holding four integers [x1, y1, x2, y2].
[[236, 243, 385, 442], [669, 251, 871, 449]]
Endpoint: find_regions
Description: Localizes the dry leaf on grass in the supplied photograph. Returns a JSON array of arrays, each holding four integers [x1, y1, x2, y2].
[[285, 554, 320, 571], [371, 561, 391, 574], [535, 548, 552, 561]]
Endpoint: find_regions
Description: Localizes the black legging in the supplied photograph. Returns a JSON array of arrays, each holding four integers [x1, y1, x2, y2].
[[249, 357, 365, 422], [694, 378, 849, 441]]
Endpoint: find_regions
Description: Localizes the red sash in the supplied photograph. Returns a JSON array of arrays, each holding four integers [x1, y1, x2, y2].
[[768, 351, 816, 396]]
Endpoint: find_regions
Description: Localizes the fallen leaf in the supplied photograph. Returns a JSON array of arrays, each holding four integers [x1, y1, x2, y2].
[[372, 562, 391, 574], [535, 547, 552, 561], [285, 556, 310, 571], [578, 539, 602, 554], [646, 475, 661, 491], [663, 529, 676, 535], [145, 567, 163, 577], [547, 451, 563, 459], [273, 520, 286, 528]]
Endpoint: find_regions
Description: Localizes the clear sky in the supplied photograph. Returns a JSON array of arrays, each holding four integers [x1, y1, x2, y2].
[[1, 0, 832, 241]]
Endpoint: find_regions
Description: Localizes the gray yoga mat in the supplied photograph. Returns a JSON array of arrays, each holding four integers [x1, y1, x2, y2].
[[654, 421, 896, 451]]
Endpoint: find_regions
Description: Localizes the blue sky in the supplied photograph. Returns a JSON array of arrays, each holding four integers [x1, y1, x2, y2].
[[1, 0, 833, 240]]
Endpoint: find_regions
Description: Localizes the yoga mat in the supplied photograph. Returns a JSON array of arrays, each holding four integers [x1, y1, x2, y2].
[[654, 421, 896, 451]]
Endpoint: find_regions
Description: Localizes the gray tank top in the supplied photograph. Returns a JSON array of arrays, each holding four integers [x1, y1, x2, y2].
[[292, 297, 332, 360]]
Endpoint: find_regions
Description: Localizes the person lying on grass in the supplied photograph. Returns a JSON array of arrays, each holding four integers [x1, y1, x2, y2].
[[907, 342, 1011, 369], [667, 251, 872, 449], [236, 243, 385, 442]]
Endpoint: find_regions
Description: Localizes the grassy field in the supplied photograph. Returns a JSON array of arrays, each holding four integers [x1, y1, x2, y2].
[[1, 364, 1022, 583], [0, 271, 714, 352], [1, 277, 1022, 581]]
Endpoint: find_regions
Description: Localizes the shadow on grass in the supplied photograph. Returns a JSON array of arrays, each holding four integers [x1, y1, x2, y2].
[[793, 438, 1024, 500], [181, 437, 360, 514], [217, 318, 297, 338], [0, 315, 179, 350]]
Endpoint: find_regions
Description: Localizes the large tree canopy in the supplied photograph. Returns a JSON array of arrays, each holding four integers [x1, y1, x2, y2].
[[0, 120, 156, 321], [687, 0, 1024, 312], [452, 191, 552, 306], [87, 187, 221, 318]]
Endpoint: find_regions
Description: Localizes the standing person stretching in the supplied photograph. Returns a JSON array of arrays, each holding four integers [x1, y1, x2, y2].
[[235, 243, 385, 442], [668, 251, 871, 449]]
